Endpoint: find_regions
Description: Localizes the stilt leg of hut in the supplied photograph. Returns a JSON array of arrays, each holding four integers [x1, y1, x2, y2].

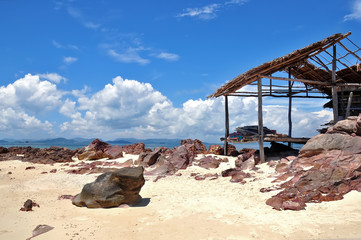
[[288, 68, 293, 148], [332, 45, 339, 123], [346, 92, 353, 118], [224, 95, 229, 156], [258, 78, 265, 163]]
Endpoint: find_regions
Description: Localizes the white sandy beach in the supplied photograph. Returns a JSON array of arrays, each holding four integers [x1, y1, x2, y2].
[[1, 154, 361, 240]]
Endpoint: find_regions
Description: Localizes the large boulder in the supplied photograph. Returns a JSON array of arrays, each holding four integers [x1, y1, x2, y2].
[[72, 166, 145, 208]]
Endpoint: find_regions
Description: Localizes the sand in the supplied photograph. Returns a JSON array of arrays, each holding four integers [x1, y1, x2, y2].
[[1, 154, 361, 240]]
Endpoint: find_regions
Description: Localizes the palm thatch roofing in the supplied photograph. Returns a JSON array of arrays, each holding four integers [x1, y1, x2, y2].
[[208, 32, 361, 98]]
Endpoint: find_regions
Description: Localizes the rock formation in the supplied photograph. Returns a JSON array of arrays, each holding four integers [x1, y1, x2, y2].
[[72, 166, 145, 208], [266, 116, 361, 210]]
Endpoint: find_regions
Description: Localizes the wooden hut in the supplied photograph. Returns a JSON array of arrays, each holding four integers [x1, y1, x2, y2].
[[208, 32, 361, 162]]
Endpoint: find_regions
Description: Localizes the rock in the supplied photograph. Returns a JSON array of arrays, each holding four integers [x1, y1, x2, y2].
[[238, 148, 256, 161], [26, 224, 54, 240], [20, 199, 39, 211], [120, 143, 148, 155], [327, 118, 358, 134], [105, 145, 124, 159], [181, 139, 207, 154], [0, 146, 77, 164], [58, 195, 75, 200], [0, 147, 9, 154], [138, 149, 161, 167], [227, 144, 237, 156], [207, 145, 224, 155], [168, 144, 195, 170], [197, 156, 220, 169], [72, 167, 145, 208], [236, 157, 256, 170], [76, 139, 123, 161], [299, 133, 350, 157], [266, 118, 361, 210], [275, 162, 289, 173]]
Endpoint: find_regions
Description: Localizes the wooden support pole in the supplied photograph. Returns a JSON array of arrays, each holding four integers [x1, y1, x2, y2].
[[258, 78, 265, 163], [332, 45, 339, 124], [224, 95, 229, 156], [346, 92, 353, 118], [288, 68, 293, 148]]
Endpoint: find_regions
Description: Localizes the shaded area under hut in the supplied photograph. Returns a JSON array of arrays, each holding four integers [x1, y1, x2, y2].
[[208, 32, 361, 162]]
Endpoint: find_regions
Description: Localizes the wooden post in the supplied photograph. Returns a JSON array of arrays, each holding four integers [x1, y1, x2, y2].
[[288, 68, 293, 148], [332, 45, 339, 123], [224, 95, 229, 156], [258, 78, 265, 163], [346, 92, 353, 118]]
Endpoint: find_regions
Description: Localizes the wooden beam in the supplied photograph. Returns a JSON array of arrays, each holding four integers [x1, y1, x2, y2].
[[260, 75, 331, 86], [258, 78, 265, 163], [332, 45, 339, 123], [346, 92, 353, 118], [224, 95, 229, 156], [288, 68, 292, 148], [337, 41, 361, 62]]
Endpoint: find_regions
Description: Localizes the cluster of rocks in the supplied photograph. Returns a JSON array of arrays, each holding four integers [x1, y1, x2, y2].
[[0, 146, 77, 164], [266, 116, 361, 210]]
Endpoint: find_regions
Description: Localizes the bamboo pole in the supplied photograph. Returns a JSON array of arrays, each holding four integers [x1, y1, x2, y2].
[[346, 92, 353, 118], [258, 78, 265, 163], [260, 75, 331, 86], [288, 68, 292, 148], [224, 95, 229, 156], [332, 45, 339, 123]]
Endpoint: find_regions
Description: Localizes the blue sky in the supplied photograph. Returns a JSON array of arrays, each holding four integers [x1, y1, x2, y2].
[[0, 0, 361, 142]]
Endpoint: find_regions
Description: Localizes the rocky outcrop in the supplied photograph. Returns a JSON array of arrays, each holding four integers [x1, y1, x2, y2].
[[120, 143, 150, 155], [76, 139, 123, 161], [266, 116, 361, 211], [181, 139, 207, 154], [0, 146, 77, 164], [72, 166, 145, 208]]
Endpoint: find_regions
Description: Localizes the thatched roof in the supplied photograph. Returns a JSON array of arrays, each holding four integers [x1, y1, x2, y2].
[[208, 32, 360, 98]]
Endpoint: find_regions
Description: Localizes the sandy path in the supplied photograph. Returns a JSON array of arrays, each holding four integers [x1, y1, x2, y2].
[[1, 155, 361, 240]]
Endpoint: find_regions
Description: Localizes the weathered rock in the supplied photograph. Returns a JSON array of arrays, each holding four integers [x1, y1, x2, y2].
[[207, 145, 224, 155], [181, 139, 207, 154], [137, 148, 161, 167], [266, 117, 361, 210], [72, 167, 145, 208], [299, 133, 350, 157], [236, 156, 256, 170], [120, 143, 148, 155], [227, 144, 237, 156], [197, 156, 220, 169], [76, 139, 123, 161], [20, 199, 39, 211]]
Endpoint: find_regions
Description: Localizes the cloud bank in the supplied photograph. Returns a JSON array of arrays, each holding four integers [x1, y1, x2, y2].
[[0, 74, 332, 142]]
